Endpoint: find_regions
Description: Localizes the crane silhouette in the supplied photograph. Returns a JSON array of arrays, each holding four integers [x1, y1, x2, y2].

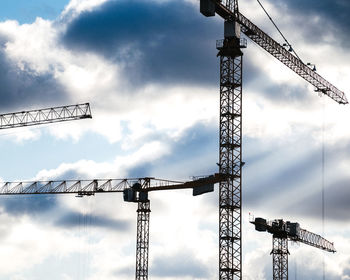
[[200, 0, 347, 279], [251, 217, 335, 280]]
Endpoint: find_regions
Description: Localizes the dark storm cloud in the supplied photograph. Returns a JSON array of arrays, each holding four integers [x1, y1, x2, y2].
[[61, 0, 221, 86], [274, 0, 350, 47], [55, 211, 130, 231], [0, 195, 58, 216], [151, 251, 209, 278], [0, 45, 67, 112]]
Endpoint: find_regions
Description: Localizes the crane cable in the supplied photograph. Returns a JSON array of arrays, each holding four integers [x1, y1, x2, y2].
[[322, 95, 326, 280], [255, 0, 304, 63]]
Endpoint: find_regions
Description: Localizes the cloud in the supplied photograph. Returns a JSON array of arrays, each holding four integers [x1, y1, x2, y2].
[[274, 0, 350, 35], [0, 46, 67, 111], [0, 195, 58, 216], [61, 0, 221, 87], [33, 140, 171, 180], [284, 177, 350, 222], [151, 251, 210, 278], [55, 211, 130, 231]]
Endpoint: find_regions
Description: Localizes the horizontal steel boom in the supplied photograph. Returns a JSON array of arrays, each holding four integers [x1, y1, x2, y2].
[[0, 174, 226, 196], [296, 228, 336, 253], [0, 178, 184, 195], [0, 103, 92, 130]]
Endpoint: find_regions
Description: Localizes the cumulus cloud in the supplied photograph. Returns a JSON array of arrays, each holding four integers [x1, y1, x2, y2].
[[0, 36, 67, 111], [0, 0, 348, 279], [151, 251, 209, 278]]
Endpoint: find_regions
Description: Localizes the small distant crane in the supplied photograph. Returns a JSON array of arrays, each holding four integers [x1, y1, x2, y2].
[[250, 217, 335, 280]]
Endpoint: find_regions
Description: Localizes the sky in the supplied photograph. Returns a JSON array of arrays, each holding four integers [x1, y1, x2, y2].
[[0, 0, 349, 279]]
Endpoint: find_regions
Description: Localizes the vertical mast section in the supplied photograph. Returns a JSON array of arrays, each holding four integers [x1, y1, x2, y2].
[[135, 181, 151, 280], [217, 20, 246, 280], [271, 236, 289, 280]]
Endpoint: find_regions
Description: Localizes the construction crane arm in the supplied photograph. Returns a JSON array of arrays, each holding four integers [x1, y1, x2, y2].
[[0, 174, 225, 197], [251, 217, 336, 252], [0, 178, 184, 196], [0, 103, 92, 130], [295, 228, 336, 253], [213, 2, 347, 104]]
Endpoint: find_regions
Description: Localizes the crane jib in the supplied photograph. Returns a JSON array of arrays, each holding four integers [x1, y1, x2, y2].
[[212, 1, 348, 105]]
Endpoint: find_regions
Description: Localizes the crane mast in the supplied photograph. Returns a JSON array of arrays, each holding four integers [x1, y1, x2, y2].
[[0, 103, 92, 129], [217, 30, 245, 280], [251, 217, 335, 280]]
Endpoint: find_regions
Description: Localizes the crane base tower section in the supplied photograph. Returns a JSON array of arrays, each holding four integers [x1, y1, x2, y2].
[[135, 200, 151, 280], [271, 236, 289, 280], [217, 34, 244, 280]]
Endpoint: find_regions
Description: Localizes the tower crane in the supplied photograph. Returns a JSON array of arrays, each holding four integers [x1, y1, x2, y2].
[[123, 173, 227, 280], [250, 217, 335, 280], [0, 173, 226, 280], [199, 1, 347, 279], [0, 101, 223, 279]]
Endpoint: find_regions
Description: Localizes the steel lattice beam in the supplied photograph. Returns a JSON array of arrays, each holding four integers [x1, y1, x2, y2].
[[271, 237, 289, 280], [213, 3, 347, 104], [136, 199, 151, 280], [0, 175, 226, 196], [294, 229, 335, 252], [218, 37, 243, 280], [0, 178, 184, 195], [0, 103, 92, 129]]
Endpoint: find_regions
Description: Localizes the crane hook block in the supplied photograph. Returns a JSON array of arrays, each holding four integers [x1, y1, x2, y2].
[[200, 0, 215, 17]]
